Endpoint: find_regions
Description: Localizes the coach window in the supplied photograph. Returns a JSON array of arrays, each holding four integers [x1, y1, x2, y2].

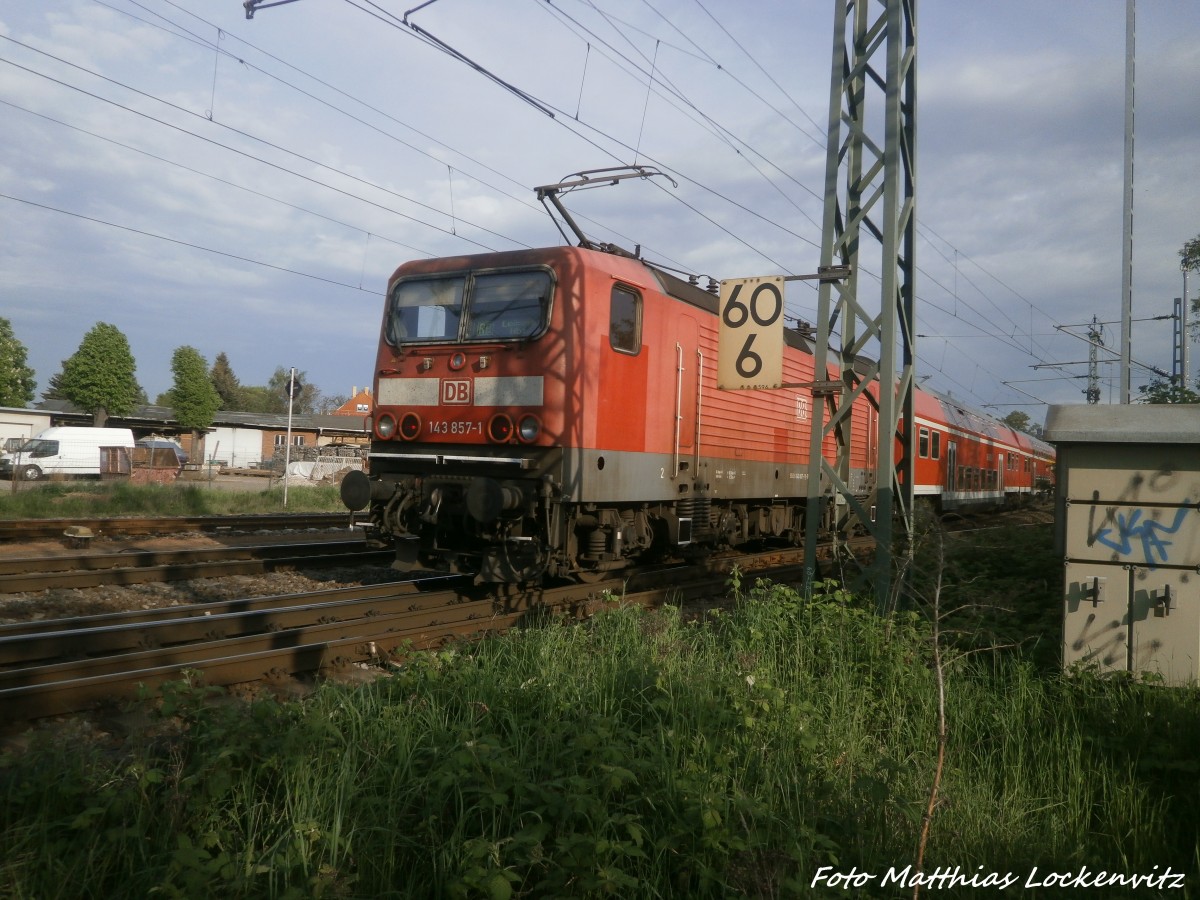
[[610, 285, 642, 354], [931, 431, 941, 460], [919, 428, 929, 458]]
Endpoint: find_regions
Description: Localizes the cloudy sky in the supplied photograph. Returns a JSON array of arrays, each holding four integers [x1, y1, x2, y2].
[[1, 0, 1197, 422]]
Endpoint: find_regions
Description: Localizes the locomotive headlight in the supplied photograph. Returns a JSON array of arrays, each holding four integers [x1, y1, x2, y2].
[[487, 413, 514, 443], [449, 352, 466, 371], [517, 414, 541, 443], [375, 413, 397, 440], [399, 412, 422, 440]]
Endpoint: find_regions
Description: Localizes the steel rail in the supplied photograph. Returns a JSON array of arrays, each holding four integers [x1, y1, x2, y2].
[[0, 573, 467, 640], [0, 542, 393, 592], [0, 535, 368, 576], [0, 577, 472, 668], [0, 513, 356, 542], [0, 551, 807, 722]]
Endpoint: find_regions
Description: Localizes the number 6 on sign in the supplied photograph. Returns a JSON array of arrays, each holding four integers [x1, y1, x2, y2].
[[717, 276, 784, 389]]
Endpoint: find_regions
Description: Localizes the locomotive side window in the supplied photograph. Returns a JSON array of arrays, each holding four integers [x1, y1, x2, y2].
[[388, 277, 466, 343], [918, 428, 929, 458], [610, 285, 641, 354], [467, 270, 552, 341], [931, 431, 941, 459]]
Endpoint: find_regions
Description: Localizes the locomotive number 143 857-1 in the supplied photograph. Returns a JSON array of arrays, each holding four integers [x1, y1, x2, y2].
[[429, 420, 483, 436]]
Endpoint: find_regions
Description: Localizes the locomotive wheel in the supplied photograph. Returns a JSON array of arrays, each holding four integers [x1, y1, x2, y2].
[[20, 465, 42, 481], [573, 568, 610, 585]]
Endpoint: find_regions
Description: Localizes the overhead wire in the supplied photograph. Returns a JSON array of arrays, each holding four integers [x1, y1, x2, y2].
[[362, 0, 1090, 407], [1, 192, 376, 294], [331, 0, 1080, 405], [0, 35, 519, 252], [686, 0, 827, 141], [111, 0, 667, 256], [341, 0, 806, 274], [0, 97, 438, 260], [16, 1, 1095, 408], [670, 1, 1082, 403], [538, 1, 827, 224]]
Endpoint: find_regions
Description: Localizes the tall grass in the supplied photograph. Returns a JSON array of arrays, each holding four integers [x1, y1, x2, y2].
[[3, 576, 1197, 898], [0, 481, 345, 519]]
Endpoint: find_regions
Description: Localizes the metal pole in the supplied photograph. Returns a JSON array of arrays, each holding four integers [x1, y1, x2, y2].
[[1087, 316, 1102, 404], [804, 0, 916, 609], [1185, 267, 1192, 385], [284, 366, 295, 508], [1118, 0, 1135, 404]]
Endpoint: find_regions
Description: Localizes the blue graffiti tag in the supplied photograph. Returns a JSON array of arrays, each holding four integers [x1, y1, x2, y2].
[[1094, 507, 1190, 569]]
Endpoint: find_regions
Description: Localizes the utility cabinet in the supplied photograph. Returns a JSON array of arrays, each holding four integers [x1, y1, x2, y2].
[[1044, 405, 1200, 685]]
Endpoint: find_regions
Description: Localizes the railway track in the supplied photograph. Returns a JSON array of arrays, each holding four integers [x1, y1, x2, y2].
[[0, 509, 1053, 723], [0, 548, 808, 723], [0, 537, 392, 592], [0, 512, 356, 543]]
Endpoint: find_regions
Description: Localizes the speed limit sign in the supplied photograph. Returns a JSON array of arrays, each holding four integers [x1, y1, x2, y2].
[[717, 275, 784, 389]]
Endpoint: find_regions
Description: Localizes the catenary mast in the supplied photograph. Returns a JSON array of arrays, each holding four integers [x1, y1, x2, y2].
[[804, 0, 917, 608]]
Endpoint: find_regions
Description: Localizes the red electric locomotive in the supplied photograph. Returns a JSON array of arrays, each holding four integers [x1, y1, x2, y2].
[[340, 242, 1053, 582]]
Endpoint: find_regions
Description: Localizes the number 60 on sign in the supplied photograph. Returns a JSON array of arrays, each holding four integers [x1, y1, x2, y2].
[[716, 275, 785, 390]]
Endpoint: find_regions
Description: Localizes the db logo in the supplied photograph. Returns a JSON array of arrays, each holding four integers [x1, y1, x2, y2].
[[441, 379, 471, 405]]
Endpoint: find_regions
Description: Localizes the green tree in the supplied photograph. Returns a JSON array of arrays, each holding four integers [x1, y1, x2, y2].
[[164, 346, 221, 453], [236, 384, 279, 415], [209, 352, 242, 410], [268, 366, 319, 415], [1182, 234, 1200, 274], [1137, 377, 1200, 404], [57, 322, 142, 426], [40, 370, 66, 402], [0, 318, 36, 407], [1182, 235, 1200, 340], [1001, 410, 1032, 434]]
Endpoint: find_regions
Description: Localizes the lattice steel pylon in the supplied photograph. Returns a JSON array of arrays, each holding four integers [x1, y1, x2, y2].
[[803, 0, 917, 609]]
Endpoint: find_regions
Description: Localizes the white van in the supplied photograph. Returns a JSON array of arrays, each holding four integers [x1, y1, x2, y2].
[[0, 427, 136, 481]]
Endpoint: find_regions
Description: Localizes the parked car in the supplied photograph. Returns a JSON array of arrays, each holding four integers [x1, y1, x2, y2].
[[135, 437, 189, 469], [0, 427, 136, 480]]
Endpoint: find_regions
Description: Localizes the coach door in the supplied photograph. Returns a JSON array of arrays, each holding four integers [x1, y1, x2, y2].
[[945, 441, 957, 493]]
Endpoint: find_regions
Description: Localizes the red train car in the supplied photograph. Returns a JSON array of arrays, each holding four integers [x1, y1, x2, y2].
[[341, 244, 1053, 581], [910, 391, 1055, 510]]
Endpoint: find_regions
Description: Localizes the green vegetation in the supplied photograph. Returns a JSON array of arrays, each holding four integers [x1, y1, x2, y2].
[[0, 317, 36, 407], [162, 346, 222, 437], [0, 481, 344, 519], [2, 525, 1198, 897], [53, 322, 144, 425]]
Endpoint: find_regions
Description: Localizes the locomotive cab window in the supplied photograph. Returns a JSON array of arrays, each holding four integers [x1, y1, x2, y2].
[[386, 269, 552, 345], [466, 270, 552, 341], [388, 277, 465, 343], [610, 285, 641, 354]]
